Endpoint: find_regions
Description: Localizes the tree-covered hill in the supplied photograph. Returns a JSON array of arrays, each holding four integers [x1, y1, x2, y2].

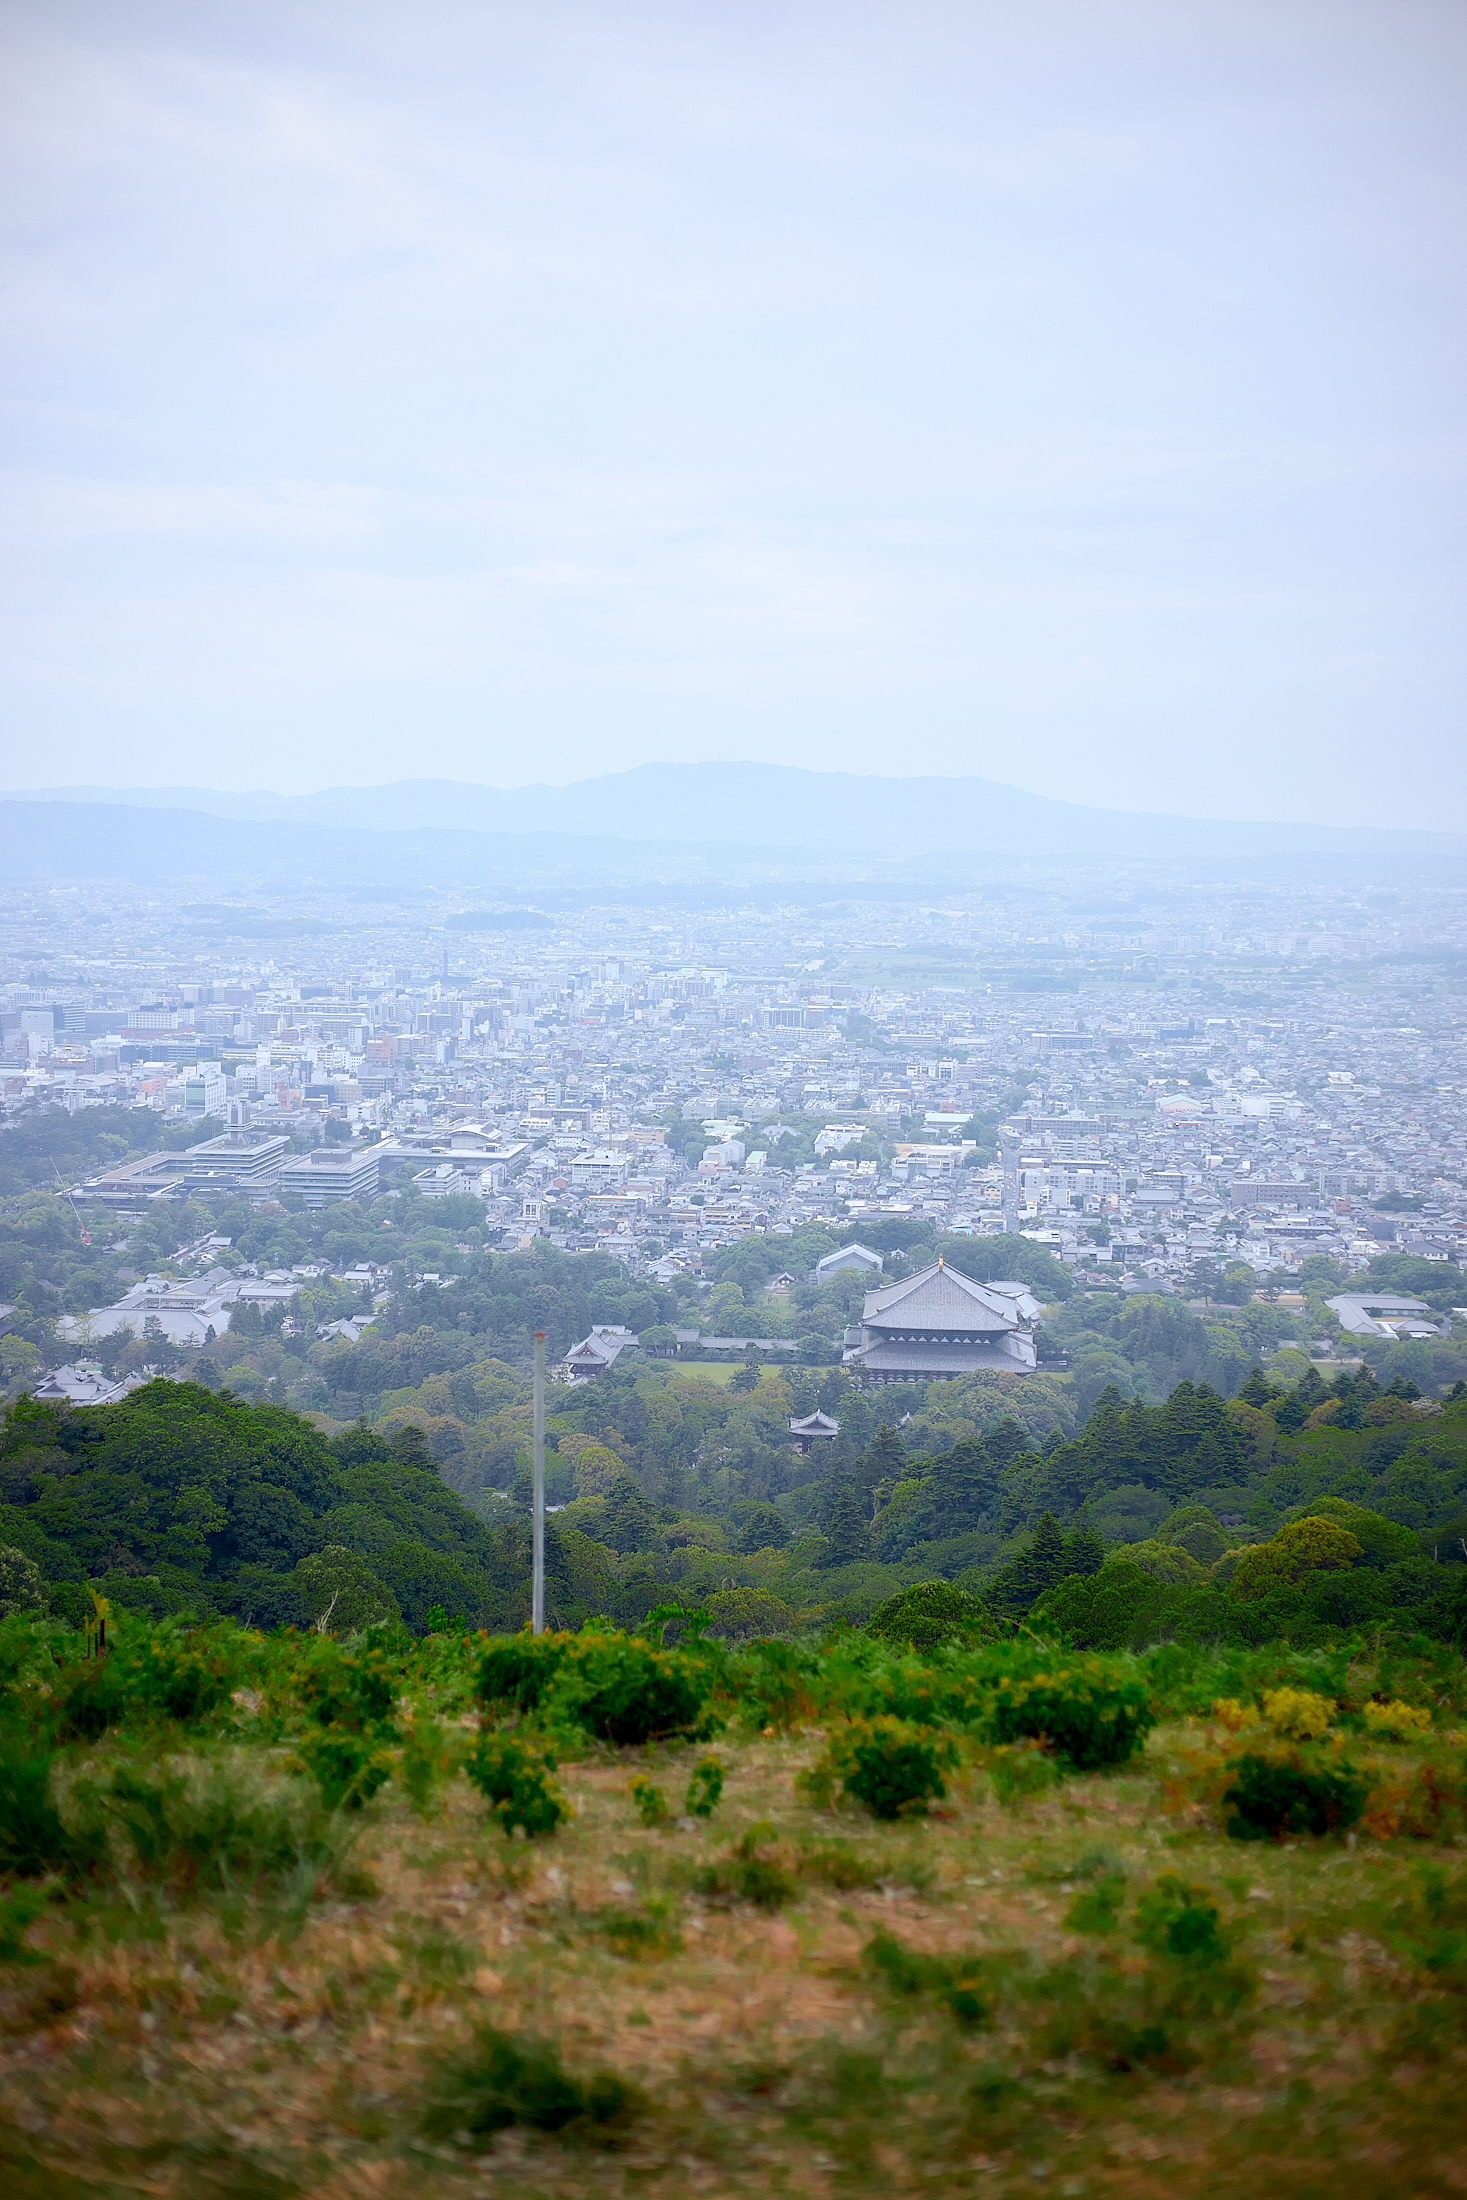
[[0, 1381, 615, 1633]]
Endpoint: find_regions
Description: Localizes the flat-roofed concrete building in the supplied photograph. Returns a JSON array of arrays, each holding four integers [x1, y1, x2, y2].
[[279, 1145, 381, 1209]]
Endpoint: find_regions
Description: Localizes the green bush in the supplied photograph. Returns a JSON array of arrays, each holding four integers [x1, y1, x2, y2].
[[684, 1754, 724, 1818], [840, 1717, 958, 1821], [420, 2022, 637, 2144], [296, 1640, 399, 1736], [52, 1656, 132, 1743], [0, 1733, 101, 1878], [465, 1733, 570, 1838], [477, 1630, 712, 1748], [690, 1825, 795, 1909], [292, 1728, 394, 1813], [476, 1633, 575, 1716], [862, 1929, 991, 2024], [89, 1760, 337, 1891], [986, 1660, 1155, 1770], [987, 1740, 1063, 1804], [629, 1775, 670, 1828], [865, 1581, 999, 1653], [1222, 1752, 1368, 1841]]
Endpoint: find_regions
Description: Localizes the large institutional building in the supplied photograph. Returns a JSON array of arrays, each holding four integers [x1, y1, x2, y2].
[[843, 1257, 1040, 1383]]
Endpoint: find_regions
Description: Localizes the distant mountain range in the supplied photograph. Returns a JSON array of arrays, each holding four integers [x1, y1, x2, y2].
[[2, 766, 1461, 891], [8, 763, 1462, 860]]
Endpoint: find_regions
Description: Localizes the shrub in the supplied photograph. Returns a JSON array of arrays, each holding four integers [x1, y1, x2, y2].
[[465, 1733, 569, 1838], [987, 1741, 1064, 1804], [421, 2022, 637, 2145], [1362, 1758, 1467, 1840], [51, 1656, 132, 1743], [477, 1631, 712, 1748], [292, 1728, 394, 1813], [1222, 1752, 1368, 1840], [551, 1636, 713, 1747], [398, 1714, 460, 1818], [731, 1639, 822, 1732], [684, 1755, 724, 1818], [1363, 1699, 1433, 1740], [296, 1641, 399, 1737], [594, 1898, 682, 1958], [629, 1776, 670, 1828], [1065, 1874, 1126, 1934], [89, 1760, 336, 1892], [477, 1633, 575, 1717], [1133, 1874, 1229, 1967], [0, 1733, 101, 1878], [862, 1929, 991, 2024], [816, 1717, 958, 1822], [1262, 1687, 1336, 1740], [865, 1581, 999, 1653], [691, 1825, 795, 1909], [986, 1661, 1155, 1771], [1212, 1698, 1256, 1733]]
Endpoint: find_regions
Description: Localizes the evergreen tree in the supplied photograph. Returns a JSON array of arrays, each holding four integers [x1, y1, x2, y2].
[[860, 1423, 907, 1489], [601, 1471, 660, 1555], [925, 1437, 1001, 1534], [818, 1481, 871, 1569], [1061, 1521, 1105, 1578], [1238, 1365, 1274, 1407], [990, 1511, 1070, 1613], [984, 1416, 1031, 1469]]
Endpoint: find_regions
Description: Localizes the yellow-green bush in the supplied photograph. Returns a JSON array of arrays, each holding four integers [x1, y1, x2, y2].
[[1261, 1687, 1336, 1741]]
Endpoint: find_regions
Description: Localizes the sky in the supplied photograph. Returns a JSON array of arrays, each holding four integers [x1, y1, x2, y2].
[[1, 0, 1464, 826]]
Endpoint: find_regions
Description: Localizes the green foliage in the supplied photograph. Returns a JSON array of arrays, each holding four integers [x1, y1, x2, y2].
[[629, 1774, 671, 1827], [862, 1929, 991, 2024], [477, 1629, 714, 1747], [985, 1660, 1155, 1770], [465, 1732, 569, 1837], [0, 1732, 101, 1877], [1065, 1873, 1127, 1934], [684, 1754, 724, 1817], [1032, 1561, 1155, 1651], [1230, 1517, 1363, 1602], [690, 1823, 795, 1908], [294, 1546, 401, 1633], [89, 1758, 337, 1887], [982, 1738, 1063, 1805], [1222, 1752, 1369, 1840], [420, 2022, 637, 2144], [292, 1728, 394, 1812], [0, 1544, 44, 1618], [1132, 1874, 1230, 1966], [865, 1580, 999, 1652], [823, 1716, 959, 1821], [398, 1713, 459, 1818]]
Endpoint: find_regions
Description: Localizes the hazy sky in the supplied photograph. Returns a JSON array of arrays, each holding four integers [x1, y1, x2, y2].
[[2, 0, 1464, 824]]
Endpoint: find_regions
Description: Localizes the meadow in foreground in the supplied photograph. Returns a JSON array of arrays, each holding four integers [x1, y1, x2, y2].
[[0, 1612, 1464, 2200]]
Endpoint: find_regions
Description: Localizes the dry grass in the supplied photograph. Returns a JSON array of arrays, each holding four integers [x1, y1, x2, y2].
[[2, 1720, 1464, 2200]]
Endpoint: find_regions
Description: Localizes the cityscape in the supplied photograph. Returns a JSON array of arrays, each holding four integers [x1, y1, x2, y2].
[[4, 838, 1462, 1424]]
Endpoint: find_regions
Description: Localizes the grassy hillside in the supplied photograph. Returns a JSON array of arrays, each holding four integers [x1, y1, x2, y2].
[[0, 1615, 1463, 2196]]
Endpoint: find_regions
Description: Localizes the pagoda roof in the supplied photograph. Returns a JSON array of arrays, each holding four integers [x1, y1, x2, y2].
[[861, 1260, 1023, 1334]]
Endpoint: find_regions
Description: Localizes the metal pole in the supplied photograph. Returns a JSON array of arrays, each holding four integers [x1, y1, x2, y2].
[[531, 1330, 546, 1634]]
